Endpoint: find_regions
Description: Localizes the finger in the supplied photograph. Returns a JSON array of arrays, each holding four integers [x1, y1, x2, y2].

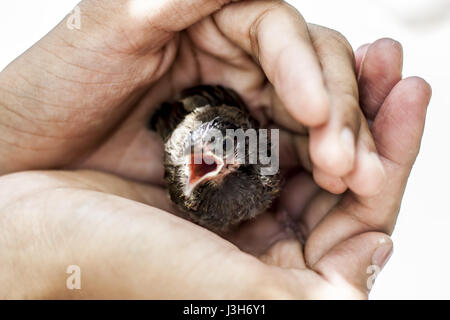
[[340, 38, 403, 196], [306, 25, 361, 177], [343, 121, 386, 197], [372, 77, 432, 169], [263, 86, 309, 135], [224, 212, 285, 256], [355, 43, 370, 76], [305, 77, 431, 266], [105, 0, 238, 35], [312, 232, 393, 296], [260, 238, 306, 269], [297, 190, 341, 238], [214, 0, 330, 127], [358, 38, 403, 120], [313, 168, 347, 195], [281, 38, 401, 191]]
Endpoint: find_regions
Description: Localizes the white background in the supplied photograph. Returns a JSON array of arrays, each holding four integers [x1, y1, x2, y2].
[[0, 0, 448, 299]]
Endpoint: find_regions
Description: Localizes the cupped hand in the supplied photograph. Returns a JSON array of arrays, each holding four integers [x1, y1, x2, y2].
[[227, 38, 431, 291], [0, 0, 431, 299], [0, 38, 431, 299], [0, 0, 383, 196]]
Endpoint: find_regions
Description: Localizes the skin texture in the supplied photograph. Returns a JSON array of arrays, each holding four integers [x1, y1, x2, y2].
[[0, 0, 385, 195], [0, 0, 431, 299]]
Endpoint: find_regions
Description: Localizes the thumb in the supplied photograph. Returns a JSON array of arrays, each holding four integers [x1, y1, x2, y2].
[[66, 0, 239, 52], [311, 232, 393, 297], [124, 0, 238, 32], [77, 0, 238, 43]]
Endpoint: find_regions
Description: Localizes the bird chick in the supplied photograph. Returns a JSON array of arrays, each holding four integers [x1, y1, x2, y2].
[[150, 85, 280, 231]]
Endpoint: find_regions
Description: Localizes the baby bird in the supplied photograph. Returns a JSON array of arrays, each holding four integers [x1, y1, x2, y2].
[[150, 85, 280, 231]]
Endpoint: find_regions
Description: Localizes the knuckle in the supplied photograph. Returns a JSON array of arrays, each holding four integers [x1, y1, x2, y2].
[[326, 28, 354, 55], [249, 1, 304, 62], [337, 92, 363, 132], [253, 0, 301, 27], [264, 0, 297, 14], [310, 25, 354, 58]]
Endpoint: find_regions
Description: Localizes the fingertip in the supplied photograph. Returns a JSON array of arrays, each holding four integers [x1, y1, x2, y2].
[[381, 37, 403, 50], [313, 168, 348, 195], [423, 80, 433, 100], [358, 38, 404, 119], [385, 76, 432, 116], [371, 77, 431, 166], [310, 127, 356, 177], [375, 37, 403, 51], [340, 127, 357, 163], [403, 76, 432, 103], [311, 231, 393, 295], [345, 151, 387, 197], [368, 38, 403, 64], [377, 37, 404, 74], [356, 43, 371, 56]]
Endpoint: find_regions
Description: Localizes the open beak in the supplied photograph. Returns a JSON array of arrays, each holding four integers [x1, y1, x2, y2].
[[184, 152, 224, 196]]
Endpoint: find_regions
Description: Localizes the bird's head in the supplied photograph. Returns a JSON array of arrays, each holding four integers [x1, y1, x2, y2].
[[186, 116, 245, 196], [165, 105, 279, 230]]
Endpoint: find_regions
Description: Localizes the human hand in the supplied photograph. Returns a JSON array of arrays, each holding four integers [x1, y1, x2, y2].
[[0, 0, 384, 197], [227, 38, 431, 293], [0, 0, 431, 299], [0, 37, 431, 299]]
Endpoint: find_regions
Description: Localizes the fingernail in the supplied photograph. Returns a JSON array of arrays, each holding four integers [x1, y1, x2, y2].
[[340, 128, 355, 160], [357, 43, 371, 81], [371, 241, 393, 270]]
